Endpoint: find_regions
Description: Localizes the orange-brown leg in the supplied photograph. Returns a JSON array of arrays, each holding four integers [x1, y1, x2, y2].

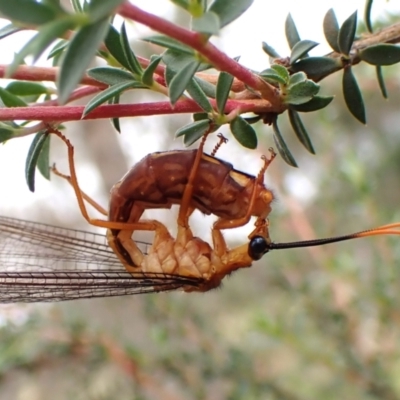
[[212, 149, 276, 232], [49, 127, 163, 232], [177, 132, 210, 229]]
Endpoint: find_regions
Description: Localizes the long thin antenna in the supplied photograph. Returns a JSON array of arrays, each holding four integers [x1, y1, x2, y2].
[[267, 223, 400, 251]]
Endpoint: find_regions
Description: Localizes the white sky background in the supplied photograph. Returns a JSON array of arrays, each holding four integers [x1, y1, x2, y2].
[[0, 0, 398, 236]]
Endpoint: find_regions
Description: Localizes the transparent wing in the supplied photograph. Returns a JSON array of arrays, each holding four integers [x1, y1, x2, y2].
[[0, 216, 204, 302]]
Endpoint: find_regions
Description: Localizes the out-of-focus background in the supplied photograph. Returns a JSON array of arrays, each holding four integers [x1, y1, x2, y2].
[[1, 1, 400, 399]]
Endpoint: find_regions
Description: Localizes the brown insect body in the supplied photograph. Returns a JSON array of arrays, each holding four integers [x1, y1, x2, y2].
[[109, 149, 274, 224]]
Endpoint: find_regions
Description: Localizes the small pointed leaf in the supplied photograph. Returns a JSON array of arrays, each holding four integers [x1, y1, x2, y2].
[[186, 78, 213, 113], [37, 134, 51, 180], [290, 40, 318, 64], [193, 113, 209, 121], [230, 116, 257, 149], [208, 0, 253, 28], [342, 67, 366, 124], [338, 11, 357, 55], [141, 55, 162, 87], [375, 66, 387, 99], [289, 95, 334, 112], [271, 64, 289, 82], [176, 120, 210, 138], [260, 70, 287, 85], [104, 25, 132, 70], [143, 35, 194, 54], [193, 76, 216, 98], [262, 42, 280, 58], [285, 13, 300, 49], [25, 131, 49, 192], [359, 44, 400, 66], [291, 57, 341, 80], [364, 0, 373, 33], [216, 71, 234, 113], [0, 87, 28, 107], [288, 109, 315, 154], [163, 49, 211, 73], [87, 0, 126, 23], [192, 11, 220, 35], [58, 18, 110, 104], [288, 71, 307, 86], [285, 80, 319, 105], [0, 0, 58, 25], [6, 81, 48, 97], [323, 9, 340, 53], [83, 81, 145, 117], [0, 24, 22, 40], [169, 60, 201, 105], [272, 120, 298, 167], [109, 94, 121, 133], [120, 23, 143, 76], [87, 66, 135, 86]]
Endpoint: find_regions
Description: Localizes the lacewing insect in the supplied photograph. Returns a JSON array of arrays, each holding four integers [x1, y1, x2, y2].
[[1, 127, 399, 302]]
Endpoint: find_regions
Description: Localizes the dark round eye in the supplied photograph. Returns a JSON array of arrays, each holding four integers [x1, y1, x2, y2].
[[248, 236, 269, 260]]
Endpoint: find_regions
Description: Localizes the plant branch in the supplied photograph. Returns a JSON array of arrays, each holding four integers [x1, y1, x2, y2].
[[117, 2, 280, 105], [0, 99, 274, 123]]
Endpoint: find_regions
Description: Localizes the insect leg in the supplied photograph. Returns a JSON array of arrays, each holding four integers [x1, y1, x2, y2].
[[49, 127, 160, 232], [212, 149, 276, 231], [177, 132, 209, 228]]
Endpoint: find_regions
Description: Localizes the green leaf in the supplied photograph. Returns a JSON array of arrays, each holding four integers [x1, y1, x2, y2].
[[104, 25, 132, 70], [323, 9, 340, 53], [289, 95, 334, 112], [186, 78, 213, 112], [120, 22, 143, 76], [216, 71, 234, 113], [364, 0, 373, 33], [163, 49, 211, 73], [193, 76, 216, 98], [87, 0, 126, 22], [338, 11, 357, 55], [170, 0, 190, 11], [290, 40, 318, 64], [288, 71, 307, 86], [193, 112, 209, 121], [37, 134, 51, 180], [109, 94, 121, 133], [7, 17, 75, 77], [288, 109, 315, 154], [47, 39, 68, 60], [260, 70, 287, 85], [0, 0, 58, 25], [261, 42, 280, 58], [142, 35, 194, 54], [87, 66, 135, 85], [342, 67, 366, 124], [272, 119, 298, 167], [169, 60, 200, 105], [83, 81, 145, 116], [285, 13, 301, 49], [0, 24, 22, 40], [141, 55, 162, 87], [6, 81, 48, 96], [376, 66, 387, 99], [230, 116, 257, 149], [58, 17, 110, 104], [208, 0, 253, 28], [25, 131, 49, 192], [0, 87, 28, 107], [0, 126, 14, 143], [176, 120, 210, 146], [192, 11, 220, 35], [359, 44, 400, 66], [70, 0, 83, 13], [284, 80, 319, 105], [291, 57, 341, 80], [271, 64, 289, 83]]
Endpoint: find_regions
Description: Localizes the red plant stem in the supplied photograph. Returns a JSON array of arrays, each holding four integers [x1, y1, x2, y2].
[[0, 99, 274, 122], [117, 3, 279, 103]]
